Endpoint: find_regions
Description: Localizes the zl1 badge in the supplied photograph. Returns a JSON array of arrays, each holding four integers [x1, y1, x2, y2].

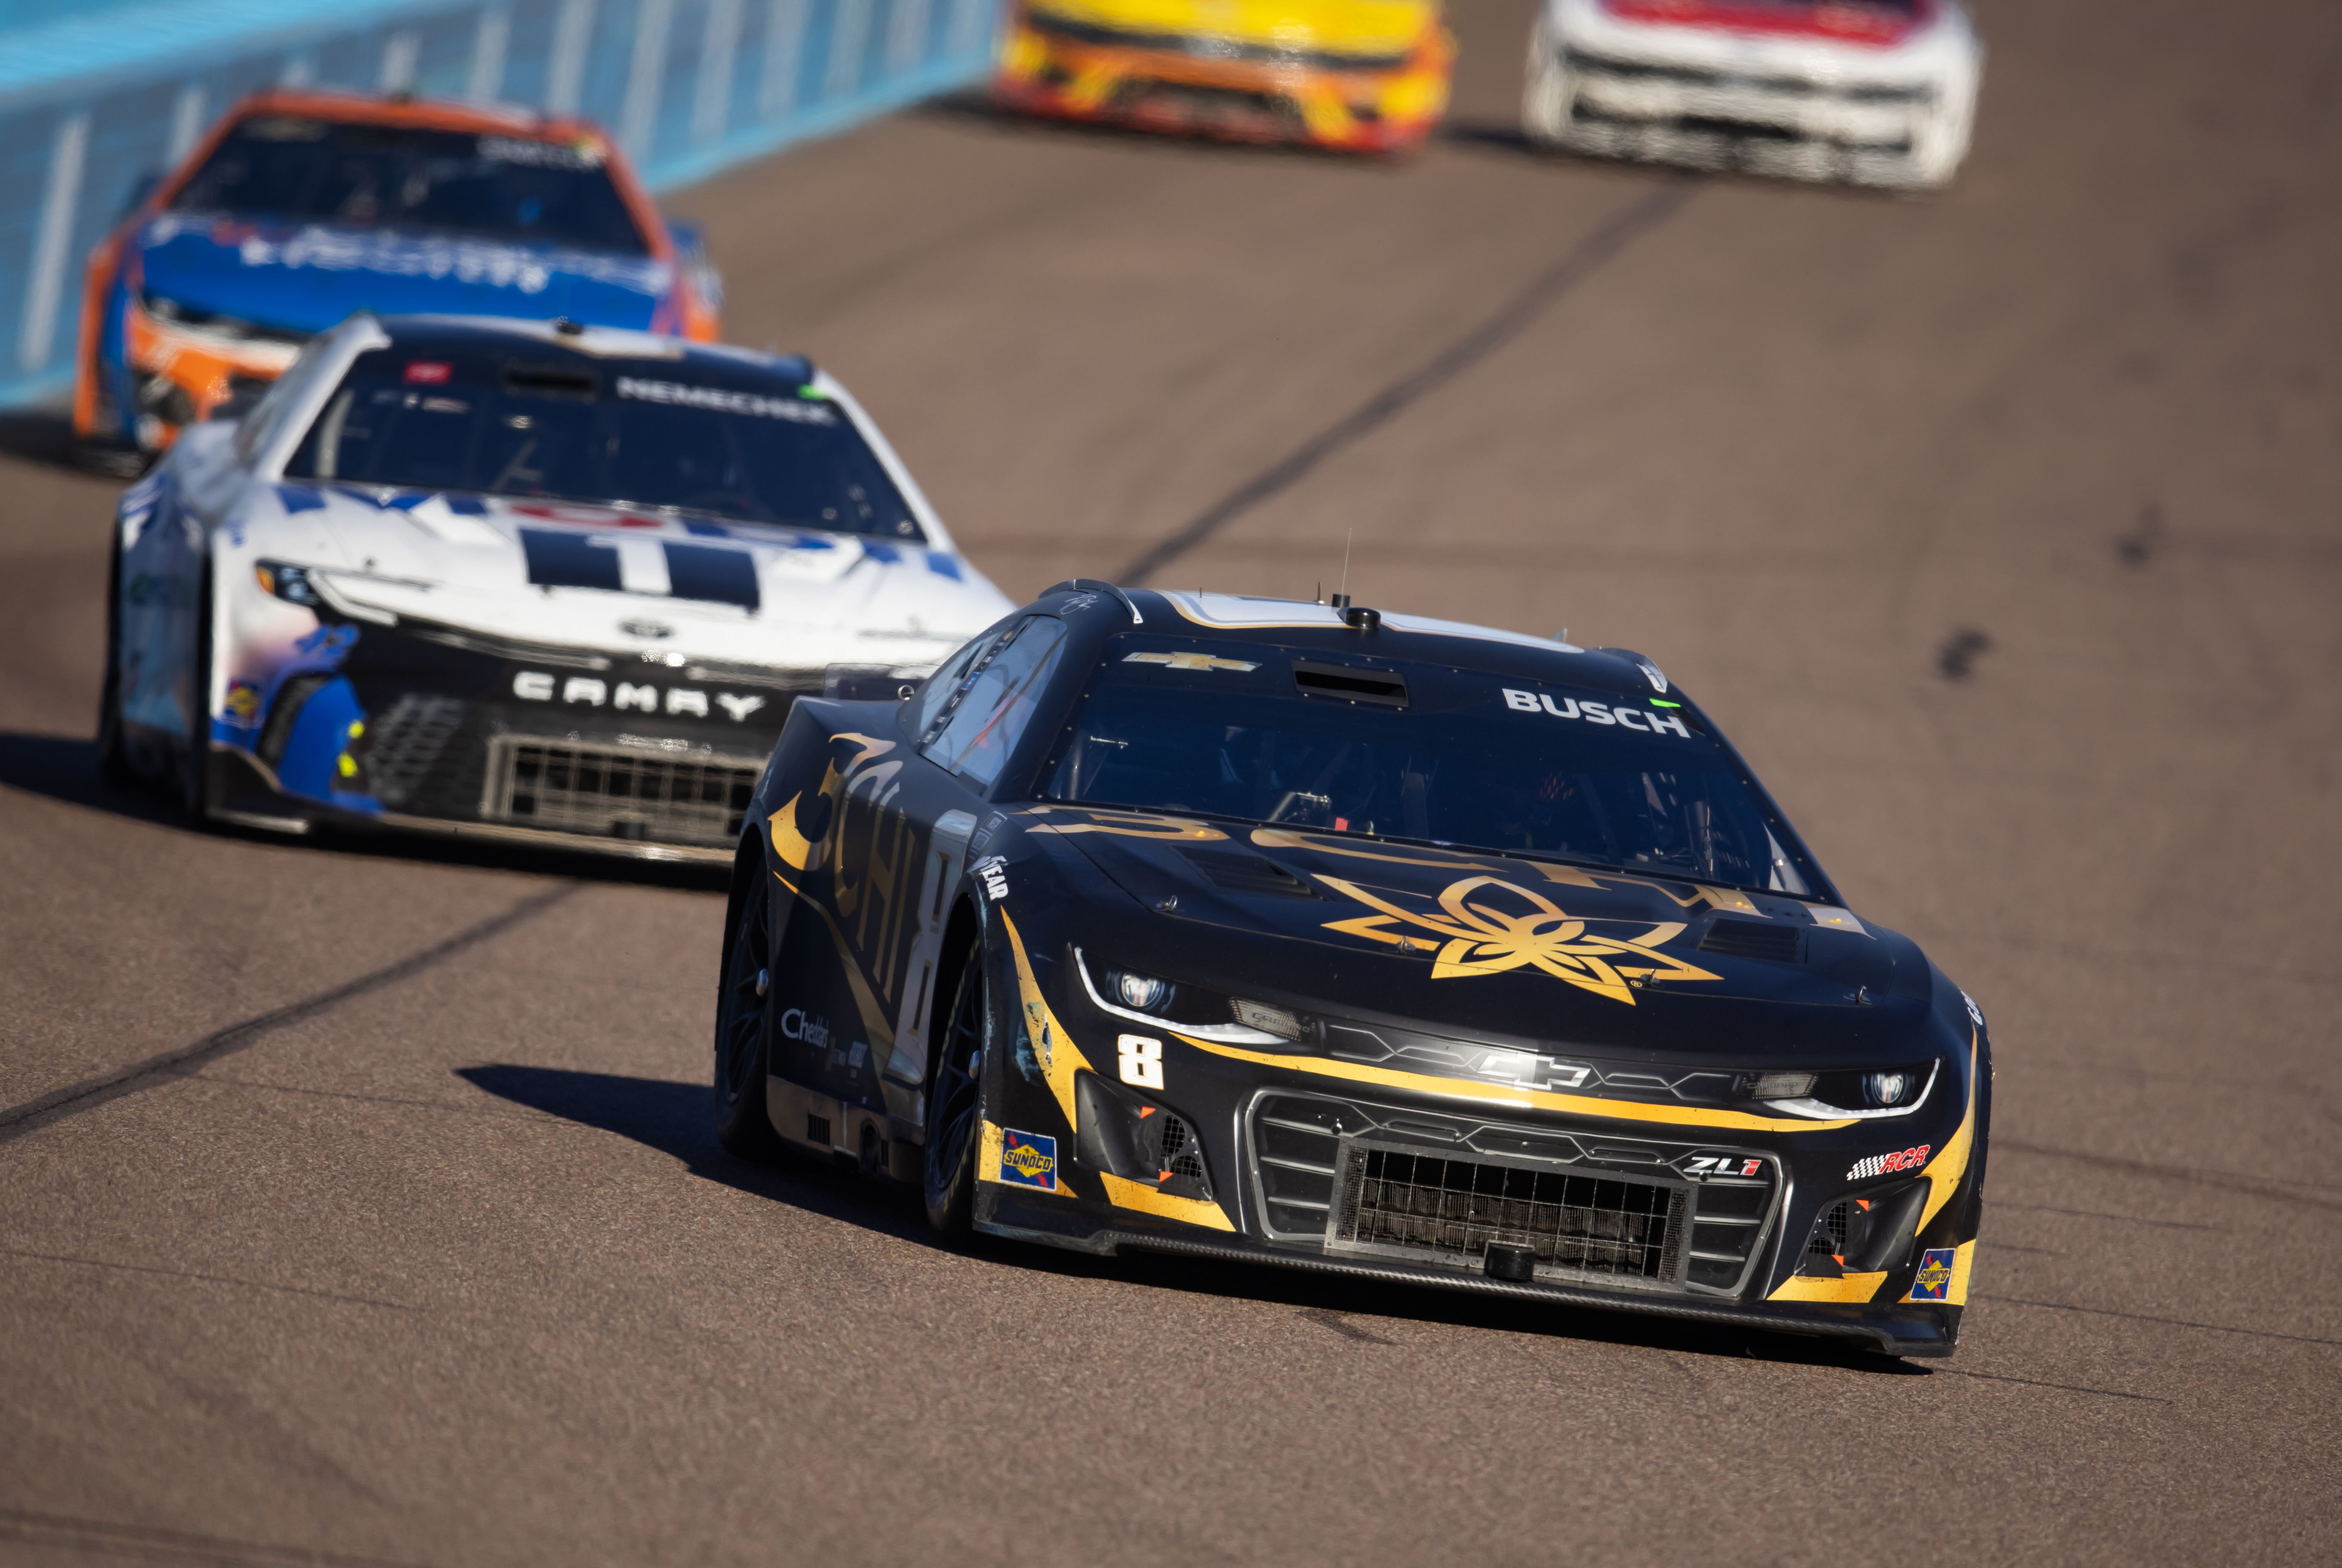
[[999, 1129, 1059, 1191], [1909, 1247, 1957, 1302]]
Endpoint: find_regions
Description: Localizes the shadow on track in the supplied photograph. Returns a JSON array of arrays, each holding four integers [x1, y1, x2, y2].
[[457, 1064, 945, 1247], [0, 407, 142, 479], [0, 730, 726, 892], [464, 1061, 1930, 1378]]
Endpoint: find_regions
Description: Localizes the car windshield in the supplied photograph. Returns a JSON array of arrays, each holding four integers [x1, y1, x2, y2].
[[282, 348, 923, 539], [169, 116, 647, 254], [1042, 635, 1821, 895]]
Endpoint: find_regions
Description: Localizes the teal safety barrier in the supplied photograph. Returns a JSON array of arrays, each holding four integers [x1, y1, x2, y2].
[[0, 0, 1000, 407]]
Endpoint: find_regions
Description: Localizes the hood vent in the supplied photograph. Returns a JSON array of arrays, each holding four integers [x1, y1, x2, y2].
[[1698, 918, 1802, 965], [1175, 846, 1318, 898], [1294, 662, 1407, 707]]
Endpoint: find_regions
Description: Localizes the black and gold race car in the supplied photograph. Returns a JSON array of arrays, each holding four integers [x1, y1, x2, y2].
[[714, 582, 1990, 1357]]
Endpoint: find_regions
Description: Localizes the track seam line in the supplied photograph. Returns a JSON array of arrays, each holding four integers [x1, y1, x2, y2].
[[0, 1507, 432, 1568], [1976, 1294, 2342, 1348], [1113, 176, 1695, 584], [0, 883, 580, 1148], [0, 1246, 421, 1312], [1933, 1368, 2170, 1403]]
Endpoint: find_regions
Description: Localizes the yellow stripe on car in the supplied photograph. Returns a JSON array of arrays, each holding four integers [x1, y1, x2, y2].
[[1175, 1036, 1857, 1132], [1768, 1271, 1887, 1304]]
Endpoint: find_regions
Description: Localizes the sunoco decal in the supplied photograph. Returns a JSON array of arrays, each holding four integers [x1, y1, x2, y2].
[[998, 1129, 1059, 1191], [1908, 1247, 1956, 1301]]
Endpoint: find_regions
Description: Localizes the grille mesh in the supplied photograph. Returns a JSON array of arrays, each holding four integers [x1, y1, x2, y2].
[[1331, 1144, 1685, 1282], [483, 736, 759, 846]]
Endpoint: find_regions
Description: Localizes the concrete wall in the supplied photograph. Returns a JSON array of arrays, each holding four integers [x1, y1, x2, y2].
[[0, 0, 999, 406]]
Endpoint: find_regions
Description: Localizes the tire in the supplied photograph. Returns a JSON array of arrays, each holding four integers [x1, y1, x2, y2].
[[179, 560, 216, 824], [713, 855, 786, 1162], [95, 532, 136, 789], [922, 939, 990, 1235]]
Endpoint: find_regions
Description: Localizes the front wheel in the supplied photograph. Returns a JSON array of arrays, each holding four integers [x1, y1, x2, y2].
[[95, 532, 135, 788], [179, 561, 215, 824], [713, 861, 785, 1162], [922, 941, 990, 1234]]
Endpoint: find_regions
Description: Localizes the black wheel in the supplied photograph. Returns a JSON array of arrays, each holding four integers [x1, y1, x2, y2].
[[713, 858, 785, 1162], [923, 940, 990, 1234], [95, 532, 136, 788], [179, 560, 215, 824]]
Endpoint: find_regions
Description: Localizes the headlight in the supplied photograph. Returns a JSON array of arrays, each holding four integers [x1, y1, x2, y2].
[[1075, 950, 1306, 1047], [1110, 969, 1170, 1011], [1742, 1060, 1938, 1120], [255, 560, 322, 607]]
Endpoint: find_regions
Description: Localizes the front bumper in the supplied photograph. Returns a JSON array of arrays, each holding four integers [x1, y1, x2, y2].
[[204, 611, 807, 859], [971, 916, 1980, 1355], [1531, 28, 1972, 187], [994, 16, 1453, 152]]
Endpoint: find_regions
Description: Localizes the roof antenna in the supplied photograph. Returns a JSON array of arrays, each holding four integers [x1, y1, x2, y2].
[[1331, 530, 1354, 611]]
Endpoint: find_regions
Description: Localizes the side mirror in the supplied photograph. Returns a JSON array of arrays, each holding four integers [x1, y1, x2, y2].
[[662, 216, 725, 315], [204, 376, 270, 423]]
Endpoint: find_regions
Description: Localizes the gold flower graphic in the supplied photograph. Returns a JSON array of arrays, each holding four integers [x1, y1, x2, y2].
[[1316, 874, 1722, 1005]]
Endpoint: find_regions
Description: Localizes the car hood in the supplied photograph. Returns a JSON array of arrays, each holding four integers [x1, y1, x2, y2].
[[1029, 0, 1437, 57], [1033, 806, 1921, 1062], [239, 479, 1011, 676], [135, 213, 674, 336]]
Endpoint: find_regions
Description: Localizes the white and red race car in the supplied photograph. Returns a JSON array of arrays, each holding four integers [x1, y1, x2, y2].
[[1522, 0, 1981, 189]]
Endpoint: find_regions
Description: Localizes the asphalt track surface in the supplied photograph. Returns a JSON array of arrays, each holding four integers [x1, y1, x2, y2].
[[3, 0, 2339, 1561]]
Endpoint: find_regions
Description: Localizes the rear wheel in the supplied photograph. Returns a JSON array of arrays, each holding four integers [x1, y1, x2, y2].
[[713, 860, 785, 1162], [179, 561, 215, 824], [922, 941, 990, 1234]]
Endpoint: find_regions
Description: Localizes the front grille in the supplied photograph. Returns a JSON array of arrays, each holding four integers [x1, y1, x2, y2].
[[1112, 80, 1300, 124], [1029, 13, 1406, 71], [1250, 1092, 1779, 1295], [1699, 918, 1802, 963], [360, 694, 467, 808], [481, 735, 760, 846], [1176, 846, 1317, 898], [1157, 1113, 1209, 1188], [1332, 1143, 1685, 1281]]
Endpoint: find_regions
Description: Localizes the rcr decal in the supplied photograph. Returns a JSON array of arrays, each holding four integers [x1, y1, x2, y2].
[[1685, 1155, 1764, 1179], [1118, 1034, 1164, 1090], [1502, 689, 1690, 738], [1848, 1145, 1931, 1182], [511, 670, 767, 721], [778, 1008, 832, 1049]]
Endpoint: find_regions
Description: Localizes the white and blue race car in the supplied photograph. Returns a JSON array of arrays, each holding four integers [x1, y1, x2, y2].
[[100, 313, 1014, 861]]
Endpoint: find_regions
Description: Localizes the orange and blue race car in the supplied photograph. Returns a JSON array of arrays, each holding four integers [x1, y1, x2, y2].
[[73, 90, 721, 464], [994, 0, 1455, 153]]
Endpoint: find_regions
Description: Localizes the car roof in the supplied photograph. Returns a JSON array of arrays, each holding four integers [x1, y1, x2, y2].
[[217, 88, 599, 145], [363, 314, 814, 388], [1038, 584, 1675, 700]]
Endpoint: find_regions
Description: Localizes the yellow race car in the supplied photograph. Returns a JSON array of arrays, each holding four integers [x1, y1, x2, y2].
[[995, 0, 1454, 153]]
